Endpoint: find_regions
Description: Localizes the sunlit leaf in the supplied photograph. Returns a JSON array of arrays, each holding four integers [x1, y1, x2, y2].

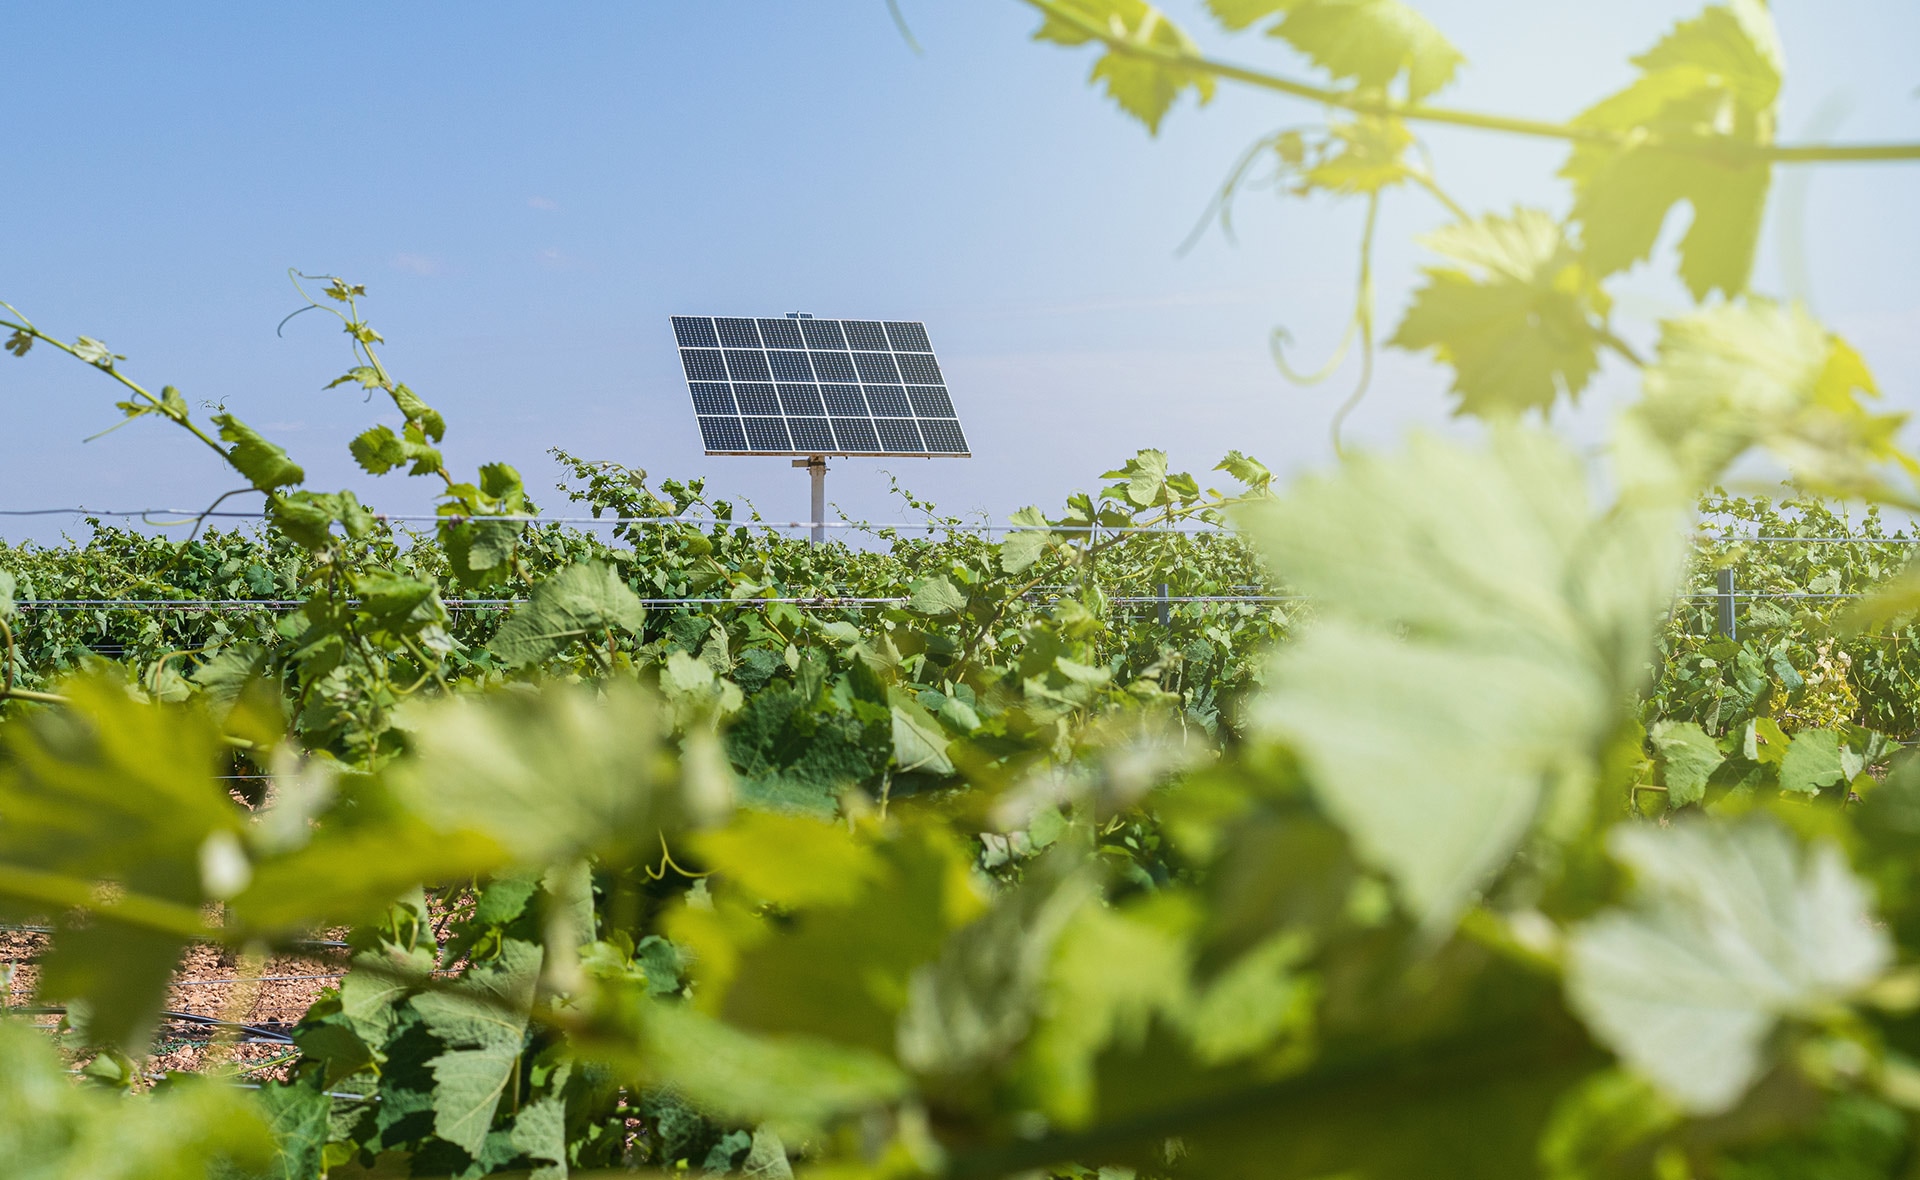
[[1035, 0, 1216, 134], [212, 413, 305, 491], [0, 1019, 275, 1179], [1778, 727, 1843, 795], [1241, 429, 1685, 927], [638, 1004, 909, 1140], [389, 680, 675, 866], [1390, 207, 1609, 417], [0, 677, 240, 1050], [1647, 719, 1720, 807], [490, 561, 645, 667], [415, 938, 541, 1155], [1625, 302, 1913, 495], [1269, 0, 1464, 101], [1563, 0, 1782, 297], [1567, 818, 1889, 1113]]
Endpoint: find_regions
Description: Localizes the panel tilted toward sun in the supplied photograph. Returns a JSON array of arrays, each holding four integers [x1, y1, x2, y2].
[[671, 315, 971, 457]]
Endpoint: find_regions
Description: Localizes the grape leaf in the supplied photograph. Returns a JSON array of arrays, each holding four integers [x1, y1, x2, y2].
[[1240, 429, 1684, 927], [1778, 727, 1844, 796], [1647, 719, 1720, 807], [1563, 0, 1782, 297], [250, 1077, 332, 1180], [490, 561, 645, 667], [391, 383, 447, 441], [1268, 0, 1463, 101], [638, 1003, 910, 1140], [506, 1094, 567, 1171], [349, 424, 442, 477], [0, 1020, 275, 1179], [701, 825, 978, 1057], [351, 571, 444, 633], [1567, 818, 1889, 1114], [906, 575, 966, 617], [0, 677, 241, 1050], [1017, 895, 1190, 1125], [389, 680, 674, 866], [897, 855, 1100, 1079], [1102, 449, 1169, 507], [742, 1127, 794, 1179], [1001, 507, 1053, 574], [1034, 0, 1216, 134], [212, 413, 306, 491], [1626, 302, 1913, 495], [1390, 207, 1609, 417], [415, 938, 541, 1155], [441, 518, 524, 587], [891, 693, 956, 776]]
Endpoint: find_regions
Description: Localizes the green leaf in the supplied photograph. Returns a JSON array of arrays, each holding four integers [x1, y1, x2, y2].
[[441, 518, 524, 588], [1567, 818, 1889, 1114], [71, 336, 118, 367], [507, 1093, 567, 1168], [1102, 449, 1169, 507], [348, 424, 441, 477], [638, 1003, 909, 1141], [1002, 508, 1053, 574], [0, 570, 14, 618], [1563, 0, 1782, 297], [392, 383, 447, 441], [324, 365, 383, 391], [897, 857, 1100, 1079], [693, 811, 886, 910], [340, 946, 436, 1048], [1202, 0, 1286, 29], [1266, 0, 1464, 101], [5, 328, 32, 357], [704, 825, 977, 1057], [1647, 719, 1720, 807], [478, 461, 525, 508], [1779, 727, 1844, 796], [1214, 449, 1272, 493], [0, 1019, 275, 1179], [1389, 208, 1609, 417], [250, 1077, 332, 1180], [742, 1127, 794, 1180], [1626, 302, 1912, 495], [415, 938, 541, 1155], [211, 413, 305, 491], [1240, 429, 1684, 927], [388, 680, 674, 866], [0, 677, 242, 1050], [1034, 0, 1216, 134], [490, 561, 646, 667], [1018, 894, 1190, 1125], [891, 696, 956, 776], [351, 571, 443, 633], [906, 575, 966, 617]]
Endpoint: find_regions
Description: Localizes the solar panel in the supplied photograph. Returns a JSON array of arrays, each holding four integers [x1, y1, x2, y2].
[[672, 315, 970, 457]]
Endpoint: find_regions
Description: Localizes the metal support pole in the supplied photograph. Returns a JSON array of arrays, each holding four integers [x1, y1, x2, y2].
[[793, 455, 827, 545], [1715, 567, 1737, 639], [1157, 582, 1170, 627]]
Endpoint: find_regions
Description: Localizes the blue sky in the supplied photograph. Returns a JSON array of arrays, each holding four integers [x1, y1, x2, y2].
[[3, 3, 1916, 543]]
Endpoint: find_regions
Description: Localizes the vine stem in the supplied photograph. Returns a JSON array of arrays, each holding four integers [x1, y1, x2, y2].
[[1020, 0, 1920, 163], [0, 614, 15, 698]]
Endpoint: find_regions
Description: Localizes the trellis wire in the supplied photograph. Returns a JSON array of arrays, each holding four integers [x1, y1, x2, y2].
[[0, 506, 1230, 535]]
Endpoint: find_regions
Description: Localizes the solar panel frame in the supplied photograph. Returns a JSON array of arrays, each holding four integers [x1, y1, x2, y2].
[[672, 315, 971, 457]]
